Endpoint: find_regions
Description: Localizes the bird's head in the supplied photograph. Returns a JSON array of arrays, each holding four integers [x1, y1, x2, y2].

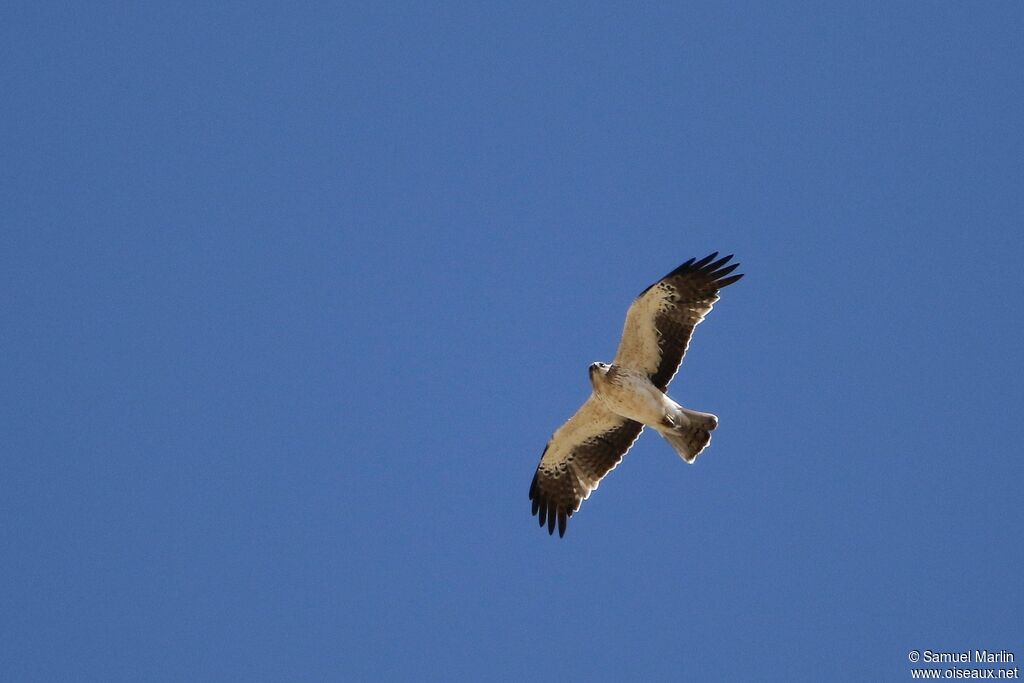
[[588, 362, 611, 386]]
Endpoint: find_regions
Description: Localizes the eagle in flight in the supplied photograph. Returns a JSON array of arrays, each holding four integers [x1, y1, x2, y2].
[[529, 252, 743, 537]]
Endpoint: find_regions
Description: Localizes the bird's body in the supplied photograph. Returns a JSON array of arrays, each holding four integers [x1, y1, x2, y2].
[[589, 362, 718, 451], [529, 252, 743, 537], [588, 363, 669, 425]]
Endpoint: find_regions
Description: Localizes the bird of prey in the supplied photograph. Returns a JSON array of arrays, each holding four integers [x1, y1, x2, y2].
[[529, 252, 743, 537]]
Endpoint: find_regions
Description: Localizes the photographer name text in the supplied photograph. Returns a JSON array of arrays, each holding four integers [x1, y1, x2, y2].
[[921, 651, 1015, 664]]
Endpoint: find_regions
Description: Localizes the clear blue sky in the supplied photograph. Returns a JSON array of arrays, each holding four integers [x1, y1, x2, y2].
[[3, 2, 1022, 681]]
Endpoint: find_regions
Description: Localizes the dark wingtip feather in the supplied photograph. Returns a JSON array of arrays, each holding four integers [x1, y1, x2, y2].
[[712, 262, 739, 279], [705, 253, 733, 272], [717, 273, 744, 288], [547, 510, 556, 535], [641, 256, 695, 295], [693, 252, 719, 269], [558, 509, 567, 537]]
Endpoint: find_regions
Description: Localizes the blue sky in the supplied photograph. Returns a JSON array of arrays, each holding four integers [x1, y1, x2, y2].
[[3, 2, 1022, 681]]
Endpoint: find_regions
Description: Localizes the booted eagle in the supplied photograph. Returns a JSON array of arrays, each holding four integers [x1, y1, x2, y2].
[[529, 252, 743, 537]]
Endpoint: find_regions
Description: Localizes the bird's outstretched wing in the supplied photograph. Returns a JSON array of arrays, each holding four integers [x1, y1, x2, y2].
[[529, 397, 644, 537], [613, 252, 743, 391]]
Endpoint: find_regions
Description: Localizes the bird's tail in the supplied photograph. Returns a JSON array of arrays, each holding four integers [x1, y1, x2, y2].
[[657, 408, 718, 464]]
